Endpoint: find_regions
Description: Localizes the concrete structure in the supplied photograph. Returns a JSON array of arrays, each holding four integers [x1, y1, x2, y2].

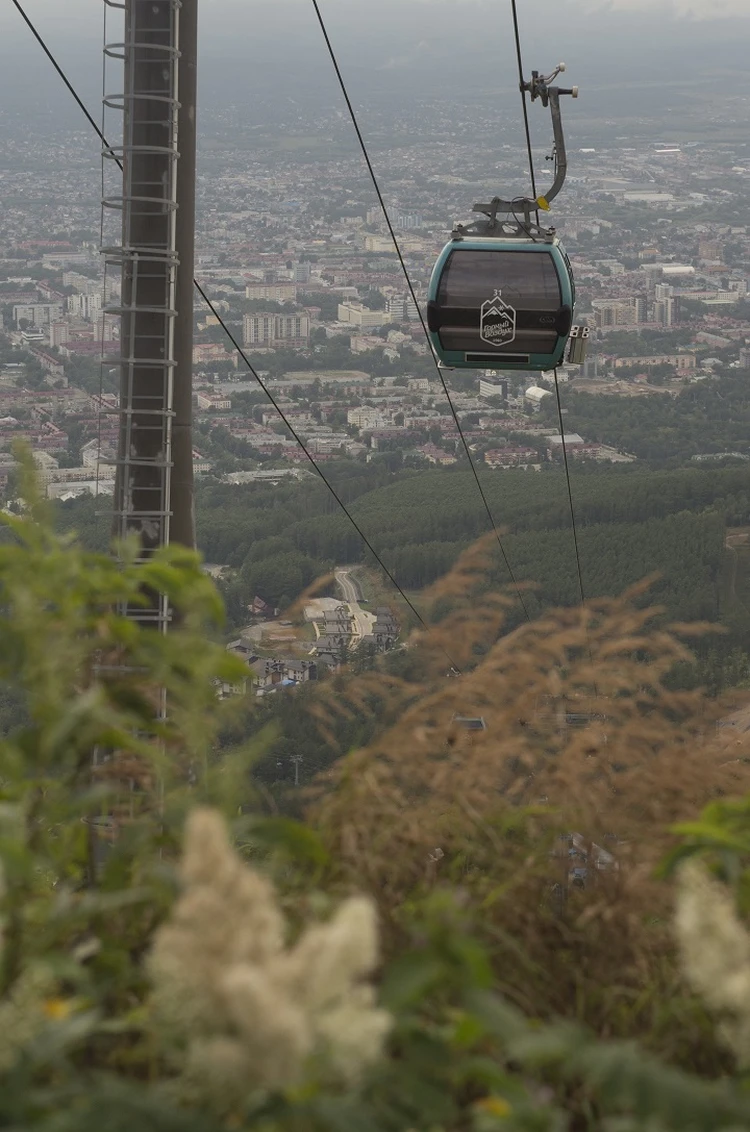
[[13, 302, 64, 328], [385, 295, 420, 322], [660, 264, 695, 278], [653, 296, 677, 326], [47, 480, 115, 500], [307, 433, 349, 454], [67, 292, 102, 321], [244, 280, 297, 302], [396, 213, 423, 230], [622, 191, 674, 203], [363, 236, 392, 253], [224, 468, 310, 484], [591, 296, 647, 328], [48, 321, 70, 348], [292, 261, 311, 283], [349, 334, 385, 353], [479, 377, 508, 401], [31, 350, 66, 382], [243, 311, 310, 349], [243, 312, 274, 347], [613, 353, 696, 371], [196, 391, 231, 410], [525, 385, 553, 410], [547, 433, 584, 449], [417, 443, 457, 465], [485, 446, 537, 467], [347, 407, 388, 429], [337, 302, 390, 329], [193, 342, 233, 365], [274, 312, 310, 346]]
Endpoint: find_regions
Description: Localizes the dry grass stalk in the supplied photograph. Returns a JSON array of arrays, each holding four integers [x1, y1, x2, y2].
[[306, 539, 750, 1059]]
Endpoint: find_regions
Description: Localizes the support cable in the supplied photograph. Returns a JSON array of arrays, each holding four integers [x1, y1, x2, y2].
[[510, 6, 590, 632], [310, 0, 531, 622], [10, 0, 462, 670], [192, 282, 456, 661], [509, 0, 539, 223], [552, 367, 597, 690], [95, 0, 108, 507], [552, 367, 585, 607], [10, 0, 116, 158]]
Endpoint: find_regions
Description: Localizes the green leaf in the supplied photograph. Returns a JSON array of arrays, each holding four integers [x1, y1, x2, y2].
[[380, 950, 445, 1010], [240, 816, 330, 868]]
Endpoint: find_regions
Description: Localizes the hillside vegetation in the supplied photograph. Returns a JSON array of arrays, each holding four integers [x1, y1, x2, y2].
[[57, 462, 750, 657], [8, 485, 750, 1130], [554, 370, 750, 463]]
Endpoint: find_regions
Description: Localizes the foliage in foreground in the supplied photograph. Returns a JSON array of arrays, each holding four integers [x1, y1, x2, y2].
[[313, 536, 750, 1054], [2, 485, 750, 1127]]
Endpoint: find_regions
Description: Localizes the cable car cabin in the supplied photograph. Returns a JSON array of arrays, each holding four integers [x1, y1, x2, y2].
[[427, 237, 575, 371]]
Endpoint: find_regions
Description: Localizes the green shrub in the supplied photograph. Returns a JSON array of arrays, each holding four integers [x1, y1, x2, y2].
[[0, 466, 749, 1129]]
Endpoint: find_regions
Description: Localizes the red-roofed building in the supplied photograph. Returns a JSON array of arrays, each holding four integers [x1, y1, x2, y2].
[[484, 446, 537, 468]]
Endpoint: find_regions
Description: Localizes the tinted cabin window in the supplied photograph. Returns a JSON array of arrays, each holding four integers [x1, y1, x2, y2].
[[436, 249, 562, 354], [438, 250, 561, 308]]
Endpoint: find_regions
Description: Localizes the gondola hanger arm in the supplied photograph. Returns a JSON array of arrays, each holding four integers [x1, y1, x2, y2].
[[463, 64, 578, 237]]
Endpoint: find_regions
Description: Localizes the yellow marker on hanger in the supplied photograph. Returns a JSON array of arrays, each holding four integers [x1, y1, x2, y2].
[[536, 196, 551, 211]]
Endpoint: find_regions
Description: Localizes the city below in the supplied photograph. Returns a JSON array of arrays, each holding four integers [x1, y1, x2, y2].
[[1, 101, 748, 503]]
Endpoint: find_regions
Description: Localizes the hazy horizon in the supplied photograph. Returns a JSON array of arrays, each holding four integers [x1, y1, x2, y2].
[[1, 0, 748, 139]]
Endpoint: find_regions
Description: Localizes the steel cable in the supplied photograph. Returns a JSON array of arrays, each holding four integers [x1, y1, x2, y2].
[[10, 0, 463, 671], [310, 0, 531, 621], [510, 0, 539, 223]]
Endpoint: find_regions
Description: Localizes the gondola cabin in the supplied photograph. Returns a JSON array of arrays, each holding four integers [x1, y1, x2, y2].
[[426, 237, 575, 371]]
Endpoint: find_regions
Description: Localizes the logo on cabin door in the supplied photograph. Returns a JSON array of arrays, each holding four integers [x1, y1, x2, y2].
[[480, 290, 516, 346]]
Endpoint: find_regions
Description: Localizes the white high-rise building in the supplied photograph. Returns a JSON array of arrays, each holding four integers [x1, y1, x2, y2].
[[243, 313, 276, 348], [243, 312, 310, 349], [347, 407, 388, 430], [48, 321, 70, 348], [66, 292, 102, 321], [385, 295, 420, 322], [653, 297, 676, 327], [591, 296, 647, 328], [95, 313, 118, 341], [245, 281, 297, 302], [396, 213, 423, 230], [273, 313, 310, 345]]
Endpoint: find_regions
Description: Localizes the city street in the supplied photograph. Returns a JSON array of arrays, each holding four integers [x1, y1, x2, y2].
[[335, 567, 375, 643]]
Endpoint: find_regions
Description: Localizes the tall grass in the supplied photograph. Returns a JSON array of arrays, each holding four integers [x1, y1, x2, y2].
[[309, 535, 750, 1071]]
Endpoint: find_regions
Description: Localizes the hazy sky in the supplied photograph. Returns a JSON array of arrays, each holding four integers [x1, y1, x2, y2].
[[1, 0, 747, 130], [1, 0, 749, 29]]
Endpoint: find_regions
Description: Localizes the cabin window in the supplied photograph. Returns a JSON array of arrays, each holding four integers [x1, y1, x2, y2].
[[437, 250, 561, 310], [434, 249, 563, 354]]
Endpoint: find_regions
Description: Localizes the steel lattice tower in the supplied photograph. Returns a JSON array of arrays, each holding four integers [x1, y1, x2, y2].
[[103, 0, 182, 629]]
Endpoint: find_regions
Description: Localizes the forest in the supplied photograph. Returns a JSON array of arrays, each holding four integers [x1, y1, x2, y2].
[[57, 460, 750, 661], [551, 370, 750, 463]]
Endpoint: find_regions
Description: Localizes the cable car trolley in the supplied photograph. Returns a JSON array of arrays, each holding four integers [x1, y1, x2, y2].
[[427, 64, 586, 372]]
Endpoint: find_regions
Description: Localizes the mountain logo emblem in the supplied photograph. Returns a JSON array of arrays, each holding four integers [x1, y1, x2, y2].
[[480, 290, 516, 346]]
